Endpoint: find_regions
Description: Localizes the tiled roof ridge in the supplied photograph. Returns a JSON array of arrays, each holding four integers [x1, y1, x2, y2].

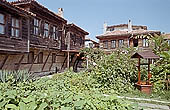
[[96, 30, 160, 38], [68, 23, 89, 35], [107, 24, 147, 28], [10, 0, 34, 4], [10, 0, 67, 23], [0, 0, 33, 16]]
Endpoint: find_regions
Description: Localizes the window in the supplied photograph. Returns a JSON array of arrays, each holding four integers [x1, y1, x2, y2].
[[143, 38, 149, 47], [28, 52, 34, 64], [118, 40, 124, 48], [111, 40, 116, 48], [33, 18, 40, 35], [0, 13, 5, 34], [133, 39, 138, 47], [37, 52, 43, 63], [44, 22, 49, 37], [52, 53, 56, 63], [103, 41, 108, 49], [11, 17, 20, 37], [52, 26, 58, 40]]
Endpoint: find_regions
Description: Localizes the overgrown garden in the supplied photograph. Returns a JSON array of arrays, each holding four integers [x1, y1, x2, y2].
[[0, 35, 169, 109]]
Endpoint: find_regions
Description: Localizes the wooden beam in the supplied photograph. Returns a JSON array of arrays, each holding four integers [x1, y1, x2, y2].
[[49, 51, 60, 71], [42, 51, 51, 71], [61, 54, 68, 70], [0, 55, 9, 70], [15, 54, 25, 70], [28, 51, 40, 72], [147, 59, 152, 84]]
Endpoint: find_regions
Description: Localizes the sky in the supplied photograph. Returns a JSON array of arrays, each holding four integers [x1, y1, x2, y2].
[[9, 0, 170, 41]]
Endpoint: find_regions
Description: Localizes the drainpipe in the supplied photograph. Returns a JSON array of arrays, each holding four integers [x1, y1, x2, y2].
[[27, 17, 30, 53]]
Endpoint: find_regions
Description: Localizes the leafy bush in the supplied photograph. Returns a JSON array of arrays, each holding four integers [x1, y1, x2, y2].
[[81, 48, 137, 93], [0, 70, 138, 110], [151, 51, 170, 91]]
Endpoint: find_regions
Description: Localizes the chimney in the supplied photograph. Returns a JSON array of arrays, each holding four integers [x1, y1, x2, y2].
[[58, 8, 64, 18], [103, 22, 107, 34], [128, 20, 132, 33]]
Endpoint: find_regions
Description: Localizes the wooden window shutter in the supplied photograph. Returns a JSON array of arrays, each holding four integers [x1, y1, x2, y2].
[[40, 20, 44, 36]]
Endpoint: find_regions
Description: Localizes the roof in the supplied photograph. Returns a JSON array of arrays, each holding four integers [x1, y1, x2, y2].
[[10, 0, 67, 23], [0, 0, 33, 17], [68, 23, 89, 35], [96, 30, 160, 39], [131, 51, 160, 59], [85, 36, 98, 44], [107, 24, 147, 29]]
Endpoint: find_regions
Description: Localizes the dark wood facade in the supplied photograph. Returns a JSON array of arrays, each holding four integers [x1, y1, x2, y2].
[[0, 0, 88, 74], [0, 0, 29, 53], [12, 0, 67, 50], [65, 23, 89, 50]]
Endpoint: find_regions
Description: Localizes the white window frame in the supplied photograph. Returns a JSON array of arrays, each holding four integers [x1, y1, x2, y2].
[[44, 22, 49, 37], [118, 39, 124, 48], [143, 38, 149, 47], [11, 17, 20, 37], [111, 40, 116, 48], [52, 26, 58, 40], [33, 18, 40, 36]]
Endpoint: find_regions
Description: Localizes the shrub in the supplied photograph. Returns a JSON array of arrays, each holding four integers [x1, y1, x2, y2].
[[0, 70, 138, 110]]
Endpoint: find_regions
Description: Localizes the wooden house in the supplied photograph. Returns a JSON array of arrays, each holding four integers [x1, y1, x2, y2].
[[96, 20, 161, 52], [0, 0, 31, 70], [0, 0, 88, 75], [62, 23, 89, 72]]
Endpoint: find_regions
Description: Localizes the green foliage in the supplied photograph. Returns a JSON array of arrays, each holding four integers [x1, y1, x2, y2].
[[150, 35, 170, 54], [0, 70, 138, 110], [81, 48, 137, 93], [148, 35, 170, 91], [151, 50, 170, 91]]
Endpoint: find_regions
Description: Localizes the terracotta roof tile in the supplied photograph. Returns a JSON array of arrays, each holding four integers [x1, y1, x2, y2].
[[96, 30, 160, 39], [10, 0, 67, 23], [0, 0, 33, 16]]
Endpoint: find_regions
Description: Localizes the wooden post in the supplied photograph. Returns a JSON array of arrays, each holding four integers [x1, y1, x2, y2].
[[147, 59, 152, 84], [67, 51, 70, 68], [138, 57, 141, 84]]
